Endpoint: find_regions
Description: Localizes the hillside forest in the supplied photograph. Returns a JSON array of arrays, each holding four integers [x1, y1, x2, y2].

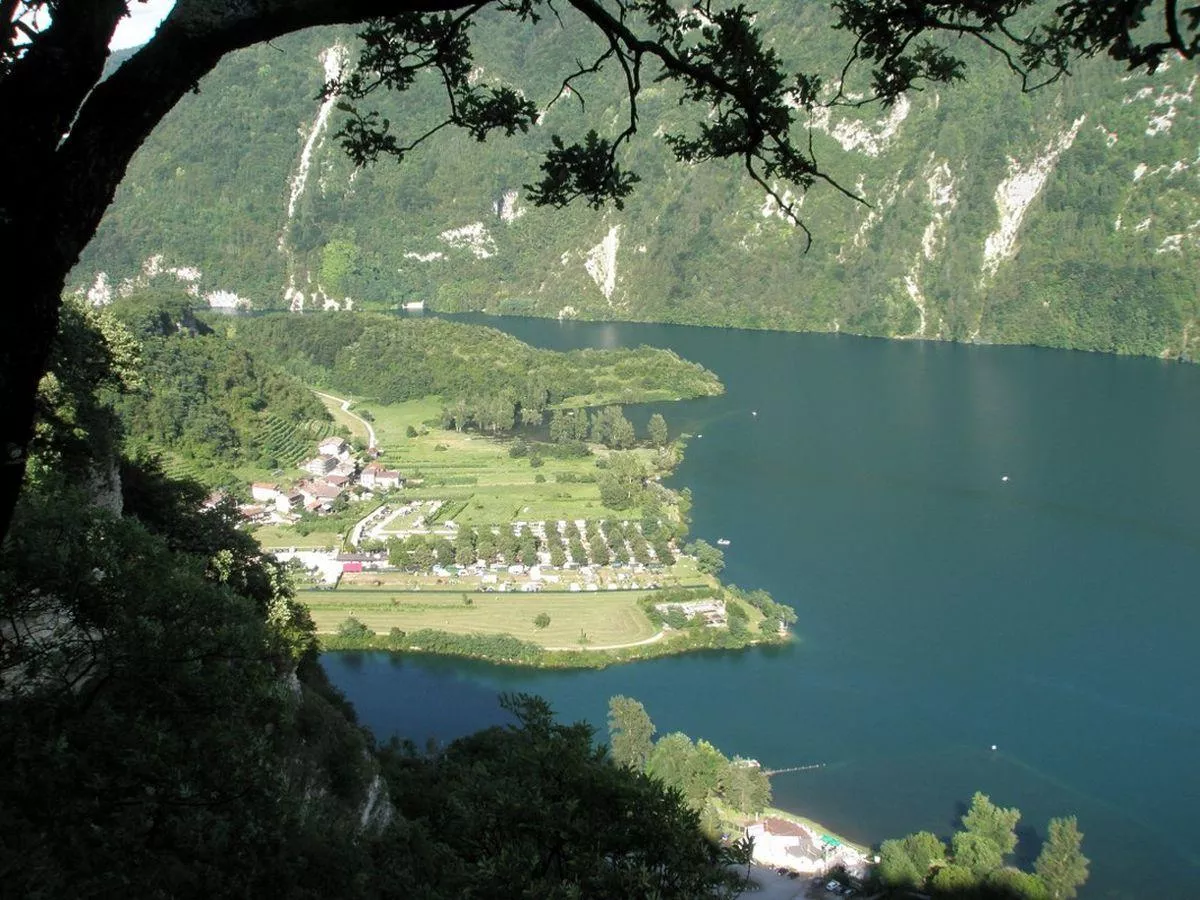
[[76, 5, 1199, 360]]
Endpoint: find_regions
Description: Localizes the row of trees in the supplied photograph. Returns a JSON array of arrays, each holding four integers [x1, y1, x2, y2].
[[384, 516, 678, 571], [332, 620, 547, 663], [877, 792, 1089, 899], [439, 398, 671, 449], [549, 405, 670, 449]]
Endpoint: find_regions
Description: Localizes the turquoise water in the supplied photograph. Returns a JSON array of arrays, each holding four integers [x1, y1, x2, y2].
[[324, 319, 1200, 897]]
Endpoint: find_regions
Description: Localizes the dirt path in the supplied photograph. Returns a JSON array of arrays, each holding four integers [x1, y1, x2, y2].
[[313, 390, 377, 450], [542, 630, 666, 652]]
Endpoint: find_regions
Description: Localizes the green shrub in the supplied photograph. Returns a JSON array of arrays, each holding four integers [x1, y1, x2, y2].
[[337, 617, 374, 640]]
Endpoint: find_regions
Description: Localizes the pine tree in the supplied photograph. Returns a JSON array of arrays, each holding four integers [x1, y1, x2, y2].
[[607, 695, 656, 770], [962, 790, 1021, 856], [1035, 816, 1090, 899]]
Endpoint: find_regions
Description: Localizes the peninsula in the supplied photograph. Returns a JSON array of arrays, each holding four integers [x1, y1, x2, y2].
[[167, 313, 800, 665], [260, 391, 795, 665]]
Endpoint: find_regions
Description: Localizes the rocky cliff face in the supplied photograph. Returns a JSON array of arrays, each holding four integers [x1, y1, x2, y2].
[[75, 10, 1198, 359]]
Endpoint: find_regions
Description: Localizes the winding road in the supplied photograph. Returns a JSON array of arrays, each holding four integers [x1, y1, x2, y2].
[[542, 630, 666, 652], [313, 390, 377, 451]]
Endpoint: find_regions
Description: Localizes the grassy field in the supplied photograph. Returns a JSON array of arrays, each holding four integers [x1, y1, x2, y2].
[[355, 397, 442, 443], [348, 397, 665, 526], [337, 558, 711, 592], [251, 524, 339, 549], [301, 587, 660, 647]]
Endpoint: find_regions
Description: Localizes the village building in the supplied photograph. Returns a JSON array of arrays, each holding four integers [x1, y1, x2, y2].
[[654, 599, 727, 626], [251, 482, 279, 503], [337, 551, 385, 563], [361, 462, 403, 490], [202, 490, 229, 510], [301, 455, 338, 476], [300, 481, 343, 502], [329, 459, 357, 478], [237, 503, 267, 520], [745, 818, 868, 879], [318, 436, 350, 458], [275, 491, 303, 514]]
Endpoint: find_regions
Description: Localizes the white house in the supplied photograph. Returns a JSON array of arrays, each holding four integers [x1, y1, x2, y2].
[[361, 463, 403, 490], [303, 455, 338, 476], [318, 436, 350, 458], [251, 482, 279, 503]]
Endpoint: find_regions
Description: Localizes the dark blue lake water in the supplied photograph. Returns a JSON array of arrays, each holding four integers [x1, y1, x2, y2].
[[324, 318, 1200, 898]]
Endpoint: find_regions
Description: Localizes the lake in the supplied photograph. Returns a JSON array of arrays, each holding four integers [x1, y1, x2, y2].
[[323, 317, 1200, 898]]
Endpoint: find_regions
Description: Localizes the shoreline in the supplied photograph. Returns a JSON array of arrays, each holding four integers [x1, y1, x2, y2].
[[758, 806, 870, 856], [318, 627, 792, 668], [732, 804, 872, 885]]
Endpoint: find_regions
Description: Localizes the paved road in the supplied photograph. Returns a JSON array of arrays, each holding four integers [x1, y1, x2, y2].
[[313, 390, 377, 450]]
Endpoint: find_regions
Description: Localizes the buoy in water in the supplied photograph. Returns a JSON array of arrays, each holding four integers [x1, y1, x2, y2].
[[752, 411, 757, 416], [1001, 475, 1009, 482], [991, 745, 998, 751]]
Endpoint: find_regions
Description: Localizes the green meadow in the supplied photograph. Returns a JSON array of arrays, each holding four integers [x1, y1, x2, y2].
[[301, 587, 660, 648], [353, 397, 667, 525]]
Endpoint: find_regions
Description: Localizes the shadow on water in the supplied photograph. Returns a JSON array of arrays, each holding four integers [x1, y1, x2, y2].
[[1012, 822, 1043, 872]]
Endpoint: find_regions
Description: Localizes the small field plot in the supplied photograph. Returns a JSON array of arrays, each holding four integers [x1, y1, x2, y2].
[[347, 400, 651, 525], [356, 398, 444, 446], [252, 524, 339, 550], [301, 587, 659, 647]]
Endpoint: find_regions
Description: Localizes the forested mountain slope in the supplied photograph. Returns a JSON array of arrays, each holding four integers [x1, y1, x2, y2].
[[74, 5, 1199, 359]]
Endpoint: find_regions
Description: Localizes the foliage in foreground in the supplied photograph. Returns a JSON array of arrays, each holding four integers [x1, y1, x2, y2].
[[0, 296, 753, 898], [608, 695, 773, 836], [874, 792, 1089, 899], [378, 694, 753, 899]]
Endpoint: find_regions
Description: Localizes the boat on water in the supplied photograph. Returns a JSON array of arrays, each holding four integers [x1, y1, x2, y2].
[[717, 538, 731, 546]]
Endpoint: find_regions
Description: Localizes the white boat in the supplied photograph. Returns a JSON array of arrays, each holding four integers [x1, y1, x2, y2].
[[716, 538, 731, 546]]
